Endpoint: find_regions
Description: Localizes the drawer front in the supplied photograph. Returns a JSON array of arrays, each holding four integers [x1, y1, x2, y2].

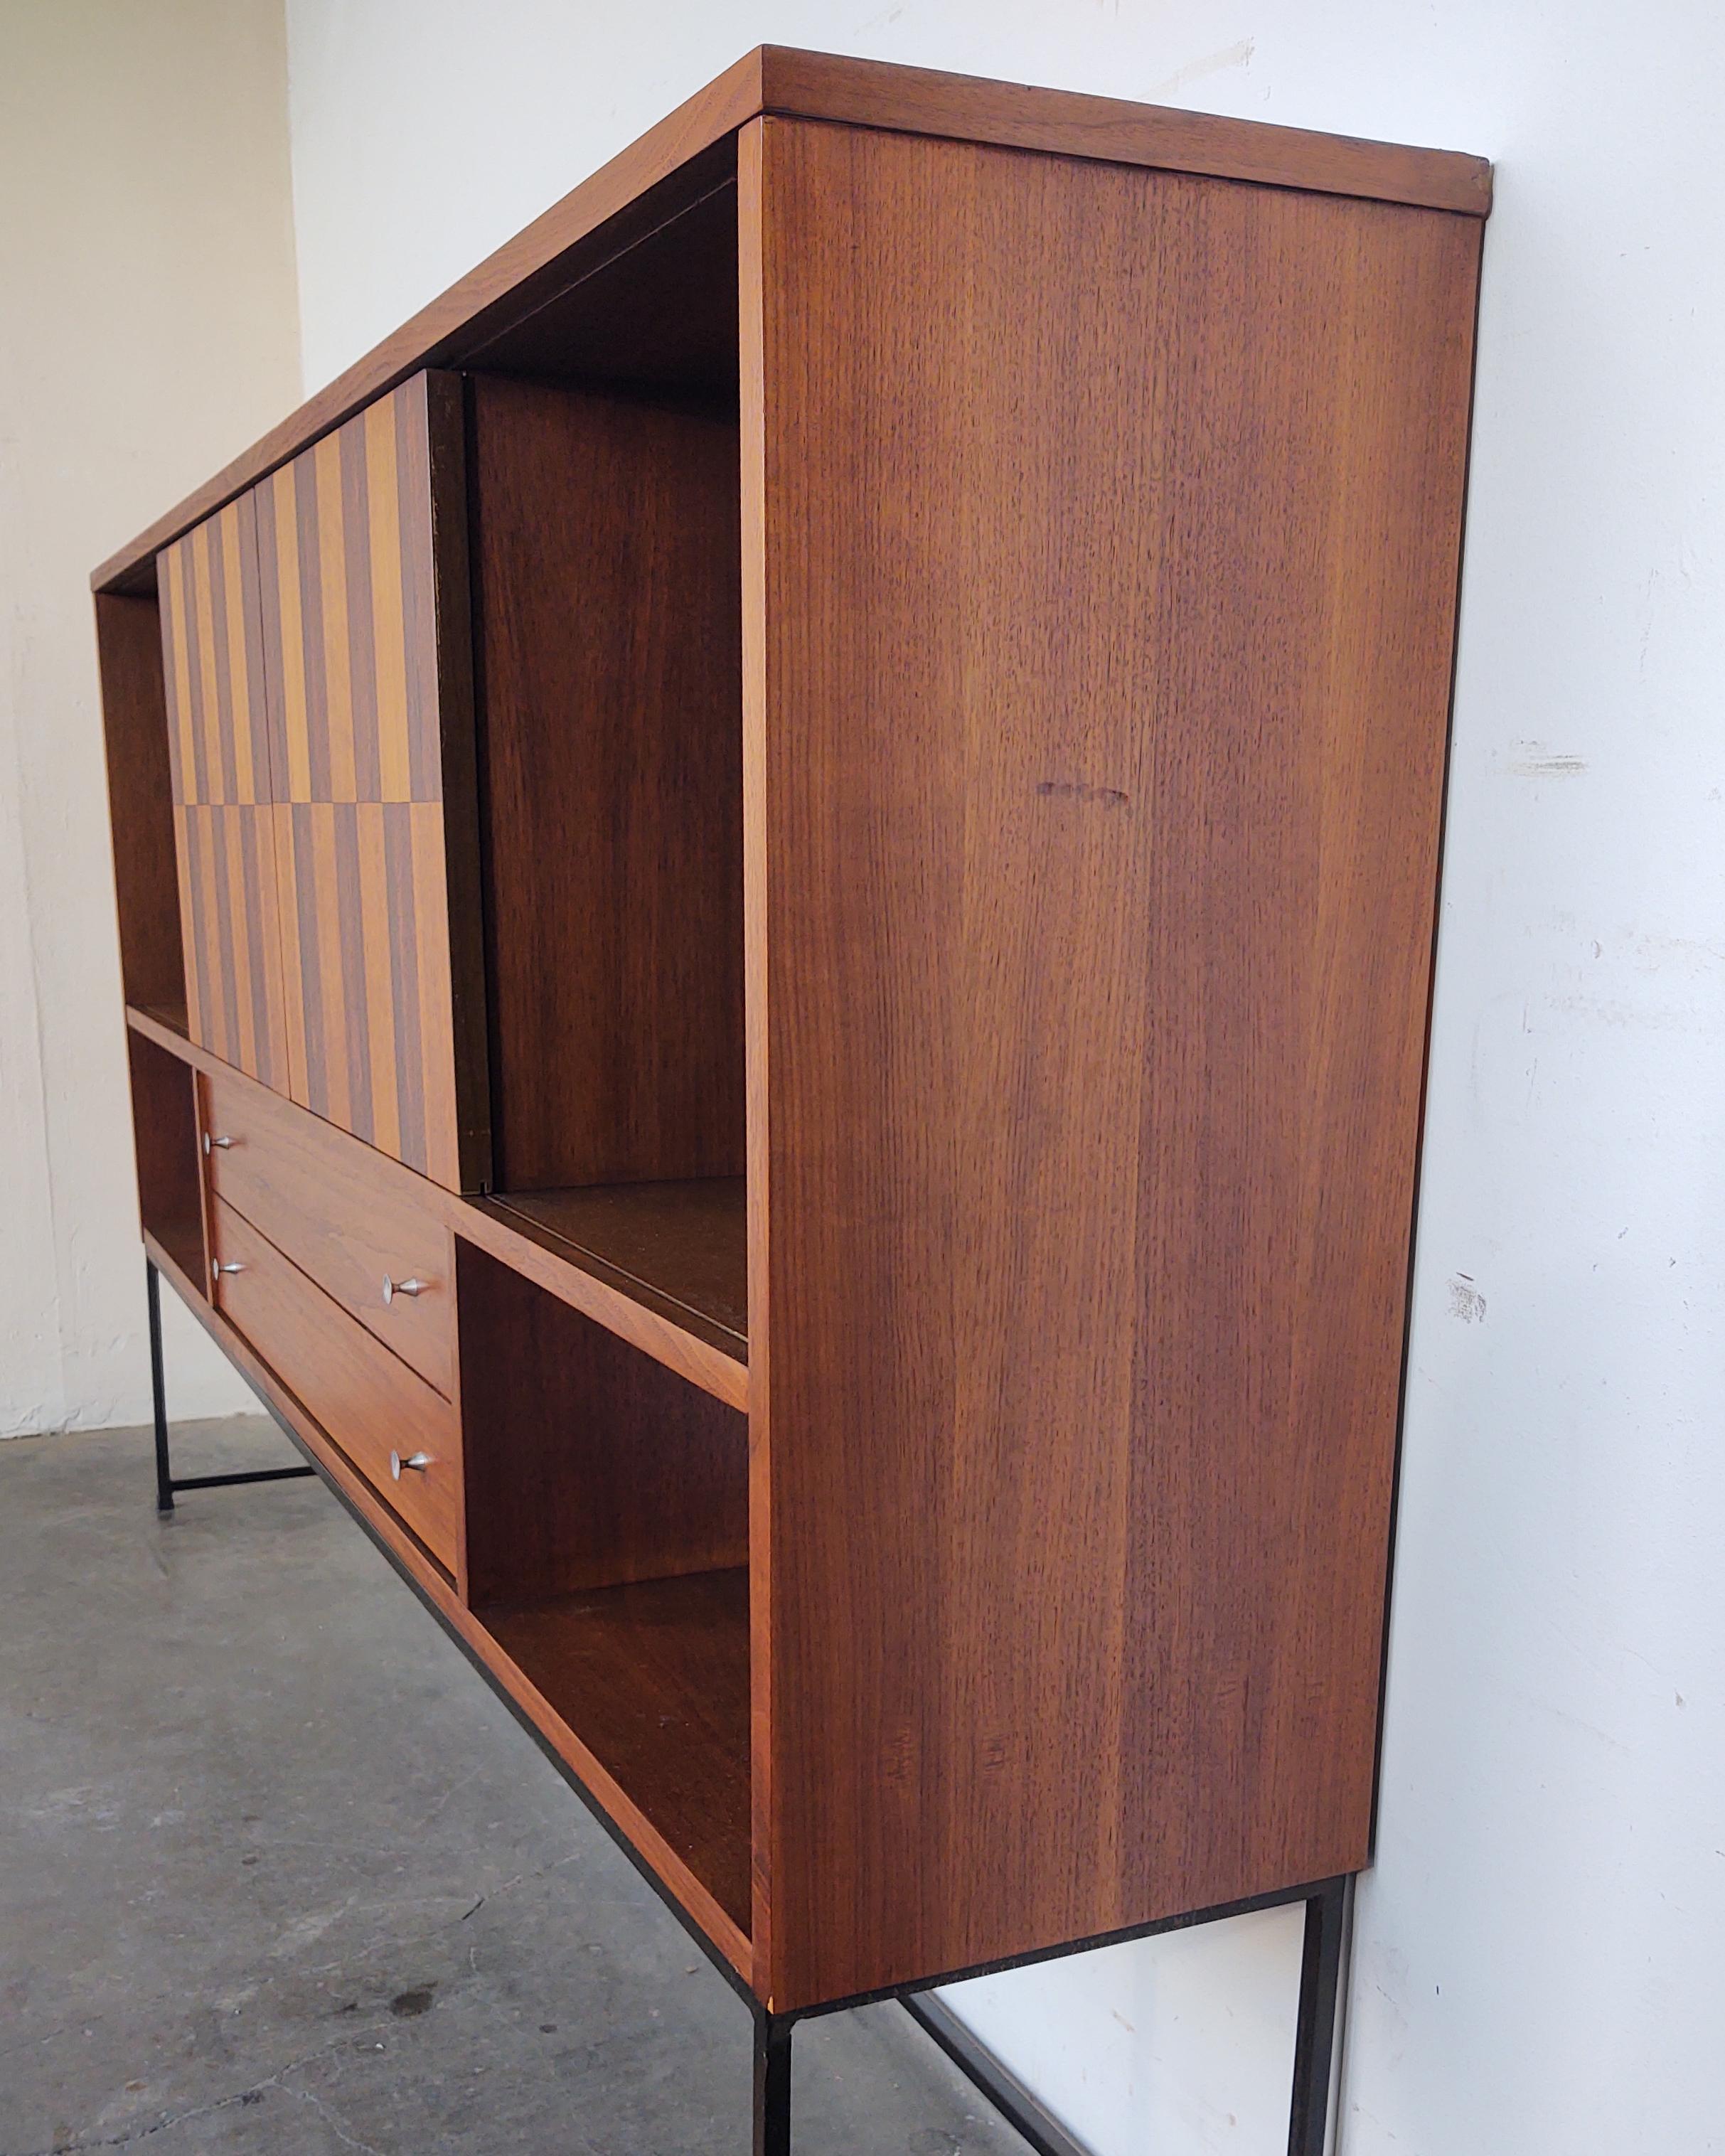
[[201, 1065, 454, 1397], [210, 1198, 461, 1571]]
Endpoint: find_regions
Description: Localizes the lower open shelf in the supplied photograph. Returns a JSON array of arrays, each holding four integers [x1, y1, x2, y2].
[[478, 1566, 751, 1936]]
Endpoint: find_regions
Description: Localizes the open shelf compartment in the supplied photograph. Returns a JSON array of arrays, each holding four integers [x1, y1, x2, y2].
[[464, 173, 745, 1350], [455, 1237, 750, 1938]]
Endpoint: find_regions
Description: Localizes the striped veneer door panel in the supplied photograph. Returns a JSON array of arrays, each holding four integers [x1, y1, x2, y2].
[[253, 373, 481, 1190], [156, 498, 292, 1092]]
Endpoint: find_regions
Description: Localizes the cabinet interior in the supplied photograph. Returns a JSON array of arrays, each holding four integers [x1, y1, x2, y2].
[[128, 1030, 205, 1291], [95, 582, 186, 1033], [456, 1239, 749, 1933], [466, 176, 745, 1348]]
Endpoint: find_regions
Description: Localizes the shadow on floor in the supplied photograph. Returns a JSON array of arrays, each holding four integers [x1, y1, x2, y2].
[[0, 1416, 1023, 2156]]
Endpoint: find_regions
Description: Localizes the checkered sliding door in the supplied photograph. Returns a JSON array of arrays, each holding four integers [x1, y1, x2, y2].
[[158, 496, 293, 1093], [252, 375, 469, 1189]]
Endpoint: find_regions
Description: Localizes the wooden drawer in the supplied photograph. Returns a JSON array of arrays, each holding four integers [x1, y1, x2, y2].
[[201, 1066, 454, 1397], [210, 1197, 461, 1571]]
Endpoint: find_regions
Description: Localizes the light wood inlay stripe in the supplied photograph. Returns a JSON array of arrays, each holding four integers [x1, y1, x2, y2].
[[355, 804, 402, 1159], [410, 801, 457, 1184], [218, 508, 254, 802], [267, 471, 312, 801], [365, 398, 412, 801], [339, 421, 383, 800], [314, 434, 358, 802], [306, 802, 352, 1130], [193, 522, 230, 805], [272, 803, 307, 1101]]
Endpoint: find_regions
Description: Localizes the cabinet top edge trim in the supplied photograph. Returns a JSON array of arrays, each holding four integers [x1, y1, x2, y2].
[[90, 46, 1489, 594]]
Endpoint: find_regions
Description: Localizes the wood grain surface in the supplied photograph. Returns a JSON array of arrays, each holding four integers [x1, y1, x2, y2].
[[484, 1569, 752, 1936], [95, 589, 186, 1018], [458, 1239, 747, 1606], [255, 373, 485, 1188], [158, 497, 292, 1092], [91, 48, 1488, 594], [469, 375, 743, 1191], [210, 1195, 462, 1570], [744, 119, 1480, 2008], [490, 1180, 747, 1345], [202, 1062, 455, 1397]]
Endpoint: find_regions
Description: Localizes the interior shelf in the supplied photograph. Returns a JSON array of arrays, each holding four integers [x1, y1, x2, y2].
[[489, 1179, 746, 1349], [481, 1567, 751, 1934], [132, 998, 189, 1040]]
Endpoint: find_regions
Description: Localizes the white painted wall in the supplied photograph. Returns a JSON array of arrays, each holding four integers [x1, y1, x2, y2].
[[272, 3, 1724, 2150], [0, 0, 302, 1436]]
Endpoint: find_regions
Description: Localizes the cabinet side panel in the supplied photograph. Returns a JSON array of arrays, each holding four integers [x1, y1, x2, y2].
[[95, 589, 185, 1020], [753, 119, 1480, 2007]]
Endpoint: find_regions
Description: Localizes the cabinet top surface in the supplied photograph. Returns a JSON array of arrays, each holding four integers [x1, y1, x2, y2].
[[91, 44, 1490, 594]]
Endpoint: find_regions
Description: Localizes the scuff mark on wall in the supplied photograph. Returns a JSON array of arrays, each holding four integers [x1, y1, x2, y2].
[[1502, 742, 1588, 777], [1149, 38, 1254, 98], [1448, 1274, 1488, 1323]]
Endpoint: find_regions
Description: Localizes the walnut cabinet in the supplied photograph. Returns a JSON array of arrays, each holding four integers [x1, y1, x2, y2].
[[93, 48, 1489, 2146]]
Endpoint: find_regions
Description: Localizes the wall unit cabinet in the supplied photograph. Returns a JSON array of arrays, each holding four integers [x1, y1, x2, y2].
[[93, 49, 1490, 2154]]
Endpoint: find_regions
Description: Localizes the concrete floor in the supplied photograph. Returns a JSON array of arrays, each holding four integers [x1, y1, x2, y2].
[[1, 1415, 1027, 2156]]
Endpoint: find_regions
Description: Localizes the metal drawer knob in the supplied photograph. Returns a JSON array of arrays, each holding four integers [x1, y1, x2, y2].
[[203, 1133, 236, 1153], [390, 1450, 432, 1479], [211, 1260, 244, 1277], [382, 1275, 427, 1304]]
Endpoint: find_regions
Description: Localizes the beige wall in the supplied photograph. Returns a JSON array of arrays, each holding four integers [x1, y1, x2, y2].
[[0, 0, 301, 1434]]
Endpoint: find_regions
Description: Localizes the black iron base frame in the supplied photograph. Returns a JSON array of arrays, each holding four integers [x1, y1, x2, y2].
[[749, 1872, 1346, 2156], [146, 1252, 1349, 2155], [146, 1259, 314, 1512]]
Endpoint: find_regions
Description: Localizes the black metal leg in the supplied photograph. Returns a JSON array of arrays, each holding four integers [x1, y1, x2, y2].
[[1288, 1877, 1347, 2156], [145, 1256, 313, 1505], [146, 1259, 173, 1514], [753, 2011, 794, 2156]]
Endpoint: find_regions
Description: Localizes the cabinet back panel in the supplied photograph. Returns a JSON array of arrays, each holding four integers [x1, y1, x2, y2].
[[747, 119, 1481, 2007], [458, 1239, 748, 1606], [470, 376, 744, 1190]]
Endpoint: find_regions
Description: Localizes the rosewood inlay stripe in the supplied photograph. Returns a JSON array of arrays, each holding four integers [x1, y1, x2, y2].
[[285, 803, 325, 1115], [292, 450, 332, 801], [173, 806, 202, 1041], [410, 800, 458, 1185], [355, 804, 402, 1159], [306, 802, 352, 1130], [365, 400, 412, 802], [382, 801, 427, 1173], [206, 513, 240, 804], [332, 801, 375, 1141], [205, 806, 240, 1067], [395, 380, 440, 804], [272, 803, 308, 1102]]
